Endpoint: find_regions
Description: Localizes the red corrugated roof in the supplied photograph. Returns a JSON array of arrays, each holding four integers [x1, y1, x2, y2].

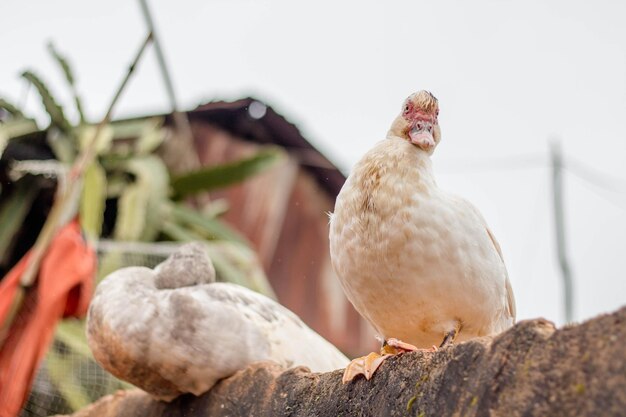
[[185, 98, 346, 200]]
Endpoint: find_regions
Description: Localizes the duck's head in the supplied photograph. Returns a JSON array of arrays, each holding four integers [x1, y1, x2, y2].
[[388, 90, 441, 154]]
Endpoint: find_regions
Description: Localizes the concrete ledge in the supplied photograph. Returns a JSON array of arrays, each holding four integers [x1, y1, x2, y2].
[[61, 306, 626, 417]]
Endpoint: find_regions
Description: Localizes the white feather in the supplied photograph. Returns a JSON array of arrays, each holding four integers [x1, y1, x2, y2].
[[87, 244, 348, 401], [329, 136, 515, 348]]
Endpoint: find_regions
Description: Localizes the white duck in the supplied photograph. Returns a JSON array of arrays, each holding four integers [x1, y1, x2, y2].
[[87, 243, 348, 401], [329, 91, 516, 383]]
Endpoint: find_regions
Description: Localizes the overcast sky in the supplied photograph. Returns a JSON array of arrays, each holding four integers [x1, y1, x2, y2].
[[1, 0, 625, 326]]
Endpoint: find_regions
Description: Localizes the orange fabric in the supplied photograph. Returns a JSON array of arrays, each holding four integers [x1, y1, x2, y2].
[[0, 220, 96, 417]]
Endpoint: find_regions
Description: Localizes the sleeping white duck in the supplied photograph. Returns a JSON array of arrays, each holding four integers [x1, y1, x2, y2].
[[87, 242, 348, 401]]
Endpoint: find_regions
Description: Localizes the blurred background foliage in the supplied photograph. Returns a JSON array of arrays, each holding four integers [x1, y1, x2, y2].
[[0, 43, 281, 415]]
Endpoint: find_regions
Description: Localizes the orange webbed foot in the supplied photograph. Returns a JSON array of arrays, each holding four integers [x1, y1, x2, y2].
[[342, 352, 391, 383], [383, 338, 437, 354], [342, 338, 437, 383]]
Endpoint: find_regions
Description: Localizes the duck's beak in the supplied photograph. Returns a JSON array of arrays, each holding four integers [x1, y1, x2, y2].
[[409, 125, 435, 151]]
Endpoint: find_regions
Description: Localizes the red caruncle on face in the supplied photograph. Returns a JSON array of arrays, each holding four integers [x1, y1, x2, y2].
[[402, 102, 438, 125]]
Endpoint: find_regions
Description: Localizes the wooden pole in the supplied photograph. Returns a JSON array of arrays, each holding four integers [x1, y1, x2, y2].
[[550, 140, 574, 323]]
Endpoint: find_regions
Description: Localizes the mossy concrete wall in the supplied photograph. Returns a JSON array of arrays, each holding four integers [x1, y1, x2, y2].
[[61, 306, 626, 417]]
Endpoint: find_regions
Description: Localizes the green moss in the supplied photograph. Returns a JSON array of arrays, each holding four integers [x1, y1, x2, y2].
[[522, 358, 532, 374], [574, 383, 585, 394], [415, 374, 429, 390], [407, 396, 417, 412]]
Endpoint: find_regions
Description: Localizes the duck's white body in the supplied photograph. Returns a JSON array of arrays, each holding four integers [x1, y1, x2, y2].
[[330, 137, 515, 348], [87, 244, 348, 401]]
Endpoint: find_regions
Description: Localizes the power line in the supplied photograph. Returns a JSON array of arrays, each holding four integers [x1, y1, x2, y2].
[[564, 157, 626, 195], [436, 151, 626, 212], [565, 168, 626, 212], [438, 153, 626, 203], [437, 153, 546, 174], [559, 155, 626, 212]]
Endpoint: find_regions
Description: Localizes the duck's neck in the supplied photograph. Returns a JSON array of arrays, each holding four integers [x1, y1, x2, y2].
[[384, 134, 437, 188]]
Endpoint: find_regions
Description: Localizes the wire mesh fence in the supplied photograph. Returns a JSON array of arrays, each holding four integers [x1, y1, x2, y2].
[[20, 240, 181, 417]]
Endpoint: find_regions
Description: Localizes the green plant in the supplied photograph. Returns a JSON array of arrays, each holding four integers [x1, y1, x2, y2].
[[1, 41, 282, 415]]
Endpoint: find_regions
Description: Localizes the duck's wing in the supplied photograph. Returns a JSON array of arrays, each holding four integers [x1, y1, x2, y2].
[[205, 283, 349, 372], [453, 196, 516, 325], [485, 227, 517, 322]]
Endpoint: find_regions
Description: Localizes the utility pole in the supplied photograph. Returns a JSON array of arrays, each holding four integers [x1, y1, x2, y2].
[[550, 140, 574, 323]]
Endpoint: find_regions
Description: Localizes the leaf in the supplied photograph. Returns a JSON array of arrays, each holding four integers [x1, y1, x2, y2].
[[21, 70, 73, 136], [105, 173, 129, 198], [202, 198, 230, 218], [77, 124, 113, 155], [55, 320, 92, 359], [160, 218, 201, 241], [207, 247, 248, 287], [80, 161, 107, 240], [113, 182, 148, 241], [159, 222, 246, 285], [0, 176, 39, 266], [165, 201, 247, 243], [206, 241, 276, 299], [171, 148, 284, 198], [47, 130, 76, 163], [0, 118, 40, 158], [128, 156, 170, 241], [47, 43, 75, 86], [0, 97, 26, 119], [96, 250, 125, 282], [47, 42, 86, 123], [135, 118, 165, 155], [0, 98, 38, 158], [0, 118, 39, 138], [112, 156, 169, 241], [110, 118, 151, 139], [108, 118, 165, 155], [46, 347, 92, 411], [159, 220, 275, 298]]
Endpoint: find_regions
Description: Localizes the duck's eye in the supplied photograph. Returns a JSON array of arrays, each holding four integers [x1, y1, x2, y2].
[[403, 105, 410, 113]]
